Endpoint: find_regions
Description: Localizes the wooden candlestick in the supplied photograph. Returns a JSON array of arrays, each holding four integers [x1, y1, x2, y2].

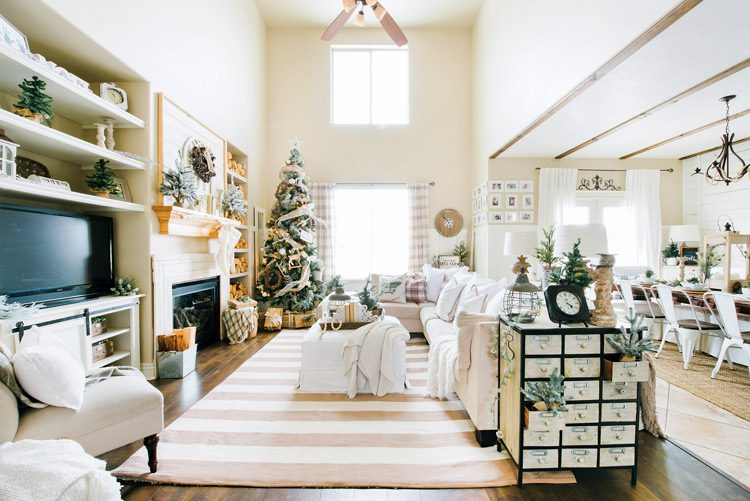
[[590, 253, 616, 327]]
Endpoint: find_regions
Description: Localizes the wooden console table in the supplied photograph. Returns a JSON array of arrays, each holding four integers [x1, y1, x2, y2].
[[497, 316, 640, 486]]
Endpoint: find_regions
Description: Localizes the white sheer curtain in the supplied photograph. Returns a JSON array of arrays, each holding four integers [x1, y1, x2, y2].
[[538, 168, 578, 230], [626, 170, 661, 271], [311, 183, 335, 280], [407, 183, 430, 274]]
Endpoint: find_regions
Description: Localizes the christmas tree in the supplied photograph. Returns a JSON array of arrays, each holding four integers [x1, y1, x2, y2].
[[549, 239, 593, 288], [256, 137, 325, 312], [14, 76, 54, 125]]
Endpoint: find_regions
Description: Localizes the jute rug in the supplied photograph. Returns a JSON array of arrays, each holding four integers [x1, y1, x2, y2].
[[114, 330, 573, 487], [654, 345, 750, 421]]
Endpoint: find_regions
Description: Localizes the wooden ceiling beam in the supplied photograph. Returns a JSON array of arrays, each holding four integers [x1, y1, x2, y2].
[[679, 135, 750, 160], [488, 0, 702, 159], [555, 58, 750, 159], [619, 109, 750, 159]]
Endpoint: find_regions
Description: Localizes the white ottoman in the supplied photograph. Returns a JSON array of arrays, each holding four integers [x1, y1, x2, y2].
[[298, 316, 408, 393]]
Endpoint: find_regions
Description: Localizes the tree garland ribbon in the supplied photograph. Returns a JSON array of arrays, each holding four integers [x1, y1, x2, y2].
[[273, 263, 311, 298]]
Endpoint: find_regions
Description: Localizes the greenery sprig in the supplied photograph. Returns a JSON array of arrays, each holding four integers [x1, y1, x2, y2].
[[111, 277, 139, 296], [520, 370, 567, 412], [606, 309, 658, 359], [698, 244, 722, 283], [534, 223, 560, 267]]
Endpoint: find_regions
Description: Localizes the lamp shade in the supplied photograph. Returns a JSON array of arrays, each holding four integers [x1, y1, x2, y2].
[[669, 224, 701, 243], [503, 231, 537, 257], [555, 224, 609, 257]]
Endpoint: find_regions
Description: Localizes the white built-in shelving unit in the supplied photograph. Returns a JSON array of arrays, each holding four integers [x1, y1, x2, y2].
[[226, 142, 253, 298]]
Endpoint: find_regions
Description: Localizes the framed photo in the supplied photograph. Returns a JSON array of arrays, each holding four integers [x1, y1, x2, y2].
[[505, 211, 519, 223], [0, 14, 30, 54], [477, 212, 487, 225], [478, 183, 487, 197], [505, 194, 519, 209], [490, 211, 504, 224], [489, 194, 502, 208], [520, 180, 534, 192], [489, 181, 504, 193], [520, 211, 534, 223], [111, 177, 132, 202], [680, 245, 699, 266], [521, 194, 534, 209], [505, 181, 519, 191]]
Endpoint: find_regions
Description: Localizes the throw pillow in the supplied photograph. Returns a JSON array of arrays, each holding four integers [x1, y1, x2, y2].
[[422, 265, 468, 303], [435, 282, 466, 322], [405, 277, 427, 303], [377, 274, 407, 303], [453, 293, 488, 329], [13, 345, 85, 411], [452, 270, 477, 285], [0, 347, 47, 409], [485, 289, 507, 315], [476, 279, 507, 301]]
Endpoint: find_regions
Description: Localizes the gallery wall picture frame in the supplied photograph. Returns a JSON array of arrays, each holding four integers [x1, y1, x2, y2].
[[520, 211, 534, 223], [489, 194, 502, 208], [111, 177, 132, 202], [505, 194, 519, 209], [505, 181, 519, 191], [490, 211, 504, 224], [680, 245, 699, 266], [520, 180, 534, 192], [489, 181, 504, 193], [521, 194, 534, 209], [505, 211, 519, 223]]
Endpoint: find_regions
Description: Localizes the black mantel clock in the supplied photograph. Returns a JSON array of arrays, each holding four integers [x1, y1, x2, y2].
[[544, 284, 590, 327]]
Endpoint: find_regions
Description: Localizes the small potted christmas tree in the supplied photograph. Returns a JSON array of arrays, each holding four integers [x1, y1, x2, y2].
[[549, 239, 593, 289], [357, 277, 383, 320], [13, 76, 54, 125], [604, 309, 656, 382], [85, 159, 120, 198], [160, 166, 198, 208], [221, 184, 248, 222]]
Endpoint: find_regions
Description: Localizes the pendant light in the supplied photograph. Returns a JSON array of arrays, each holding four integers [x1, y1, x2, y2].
[[692, 95, 750, 185]]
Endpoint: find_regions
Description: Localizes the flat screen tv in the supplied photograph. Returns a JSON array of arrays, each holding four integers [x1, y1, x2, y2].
[[0, 205, 115, 305]]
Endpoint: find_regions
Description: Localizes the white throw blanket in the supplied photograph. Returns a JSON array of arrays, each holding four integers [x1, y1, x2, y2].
[[426, 335, 457, 399], [341, 321, 410, 398], [0, 439, 121, 501]]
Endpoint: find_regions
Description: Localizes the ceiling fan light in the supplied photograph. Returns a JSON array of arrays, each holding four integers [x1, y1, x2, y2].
[[342, 0, 356, 13], [372, 3, 387, 21], [355, 10, 366, 27]]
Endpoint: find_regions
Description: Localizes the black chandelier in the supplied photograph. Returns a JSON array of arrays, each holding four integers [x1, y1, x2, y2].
[[693, 95, 749, 185]]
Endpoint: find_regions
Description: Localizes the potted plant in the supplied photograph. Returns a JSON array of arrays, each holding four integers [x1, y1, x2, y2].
[[640, 268, 656, 285], [85, 159, 120, 198], [453, 241, 469, 266], [90, 316, 107, 336], [221, 184, 248, 220], [326, 275, 344, 295], [549, 239, 592, 289], [604, 309, 657, 382], [13, 76, 54, 125], [520, 370, 567, 431], [534, 223, 560, 290], [662, 240, 680, 266], [160, 167, 199, 208], [698, 245, 722, 286], [357, 277, 383, 319], [682, 276, 706, 291]]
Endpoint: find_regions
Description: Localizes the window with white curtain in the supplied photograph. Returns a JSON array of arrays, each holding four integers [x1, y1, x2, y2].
[[331, 45, 409, 125], [569, 192, 636, 265], [333, 185, 409, 279]]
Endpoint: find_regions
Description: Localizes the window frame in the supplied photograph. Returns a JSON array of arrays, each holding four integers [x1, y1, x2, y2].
[[330, 44, 410, 126], [572, 191, 635, 265]]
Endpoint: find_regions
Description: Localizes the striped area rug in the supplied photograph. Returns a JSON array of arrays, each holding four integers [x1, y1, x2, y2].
[[113, 330, 573, 487]]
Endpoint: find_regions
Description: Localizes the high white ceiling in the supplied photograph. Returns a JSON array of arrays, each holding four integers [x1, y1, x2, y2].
[[501, 0, 750, 159], [254, 0, 484, 29]]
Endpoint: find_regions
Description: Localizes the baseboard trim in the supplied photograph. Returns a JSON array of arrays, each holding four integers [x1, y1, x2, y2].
[[475, 429, 497, 448], [141, 362, 156, 380]]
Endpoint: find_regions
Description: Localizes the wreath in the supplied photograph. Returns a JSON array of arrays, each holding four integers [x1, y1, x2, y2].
[[190, 145, 216, 183], [262, 268, 284, 292]]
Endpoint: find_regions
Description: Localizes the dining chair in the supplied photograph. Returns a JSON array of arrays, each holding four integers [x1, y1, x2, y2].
[[653, 285, 722, 369], [704, 292, 750, 379], [616, 280, 665, 339]]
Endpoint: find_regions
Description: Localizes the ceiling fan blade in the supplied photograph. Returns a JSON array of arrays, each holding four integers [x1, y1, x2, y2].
[[322, 8, 355, 41], [377, 10, 408, 47]]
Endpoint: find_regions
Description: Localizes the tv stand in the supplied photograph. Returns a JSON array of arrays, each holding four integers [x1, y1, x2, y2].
[[0, 295, 143, 375]]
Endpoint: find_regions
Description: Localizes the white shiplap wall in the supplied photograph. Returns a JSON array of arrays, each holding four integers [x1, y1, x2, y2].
[[682, 143, 750, 233]]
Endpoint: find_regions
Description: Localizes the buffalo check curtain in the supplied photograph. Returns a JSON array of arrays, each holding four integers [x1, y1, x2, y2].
[[407, 183, 430, 274]]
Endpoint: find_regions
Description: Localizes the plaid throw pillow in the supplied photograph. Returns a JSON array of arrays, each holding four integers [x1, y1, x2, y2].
[[405, 277, 427, 303]]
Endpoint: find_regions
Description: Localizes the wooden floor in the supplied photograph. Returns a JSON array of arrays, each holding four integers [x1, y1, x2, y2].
[[102, 333, 750, 501]]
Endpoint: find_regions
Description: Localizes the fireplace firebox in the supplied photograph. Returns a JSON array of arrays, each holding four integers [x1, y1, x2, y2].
[[172, 277, 220, 350]]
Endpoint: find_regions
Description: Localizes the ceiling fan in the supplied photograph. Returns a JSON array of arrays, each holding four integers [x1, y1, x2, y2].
[[322, 0, 408, 47]]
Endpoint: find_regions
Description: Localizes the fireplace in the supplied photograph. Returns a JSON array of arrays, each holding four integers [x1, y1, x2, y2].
[[172, 277, 220, 350]]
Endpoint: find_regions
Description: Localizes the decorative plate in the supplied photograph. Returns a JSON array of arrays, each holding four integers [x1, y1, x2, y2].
[[16, 156, 50, 179]]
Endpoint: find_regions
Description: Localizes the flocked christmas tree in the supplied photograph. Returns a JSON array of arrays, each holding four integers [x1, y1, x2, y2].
[[256, 137, 325, 312]]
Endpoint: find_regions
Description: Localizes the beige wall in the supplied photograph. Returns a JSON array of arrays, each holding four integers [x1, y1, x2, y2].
[[266, 28, 472, 223], [488, 157, 684, 225]]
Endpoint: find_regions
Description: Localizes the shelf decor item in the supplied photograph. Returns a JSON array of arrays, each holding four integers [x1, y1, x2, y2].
[[90, 316, 107, 337], [0, 295, 43, 320], [503, 268, 541, 324], [434, 208, 463, 237], [662, 240, 680, 266], [0, 14, 30, 54], [15, 156, 49, 178], [190, 144, 216, 183], [221, 184, 248, 218], [0, 129, 19, 178], [111, 277, 139, 296], [357, 277, 382, 315], [534, 223, 560, 290], [13, 76, 54, 125], [99, 83, 128, 110], [160, 165, 199, 208], [85, 159, 120, 198]]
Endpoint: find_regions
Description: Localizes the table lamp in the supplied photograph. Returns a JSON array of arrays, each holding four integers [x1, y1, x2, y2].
[[555, 224, 615, 327], [504, 231, 538, 274], [669, 224, 701, 280]]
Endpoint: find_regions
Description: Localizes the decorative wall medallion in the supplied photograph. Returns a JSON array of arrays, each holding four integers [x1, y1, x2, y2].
[[577, 174, 622, 191]]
